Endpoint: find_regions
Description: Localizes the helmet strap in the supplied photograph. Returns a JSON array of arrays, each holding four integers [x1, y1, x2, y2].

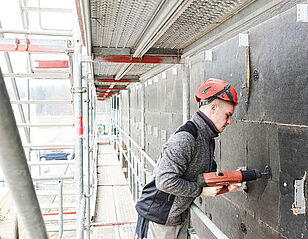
[[198, 97, 215, 108], [224, 84, 234, 102], [210, 84, 234, 104]]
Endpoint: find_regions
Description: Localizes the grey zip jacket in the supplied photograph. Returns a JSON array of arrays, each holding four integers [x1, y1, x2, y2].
[[135, 111, 218, 225]]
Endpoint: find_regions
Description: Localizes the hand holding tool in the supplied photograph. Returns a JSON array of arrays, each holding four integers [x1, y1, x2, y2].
[[197, 166, 272, 195]]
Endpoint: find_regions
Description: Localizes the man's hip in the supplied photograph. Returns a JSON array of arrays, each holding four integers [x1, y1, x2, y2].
[[135, 214, 188, 239]]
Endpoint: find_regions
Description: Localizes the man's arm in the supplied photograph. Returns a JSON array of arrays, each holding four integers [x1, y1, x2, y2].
[[155, 132, 202, 198]]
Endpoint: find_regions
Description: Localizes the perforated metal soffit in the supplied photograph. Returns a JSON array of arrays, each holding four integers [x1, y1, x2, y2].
[[91, 0, 253, 49], [93, 61, 160, 76], [154, 0, 253, 49], [91, 0, 162, 48], [91, 0, 253, 84], [129, 64, 160, 75], [94, 61, 124, 75]]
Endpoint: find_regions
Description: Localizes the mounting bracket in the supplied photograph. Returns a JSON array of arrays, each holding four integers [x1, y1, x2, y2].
[[292, 172, 306, 215], [71, 87, 86, 94]]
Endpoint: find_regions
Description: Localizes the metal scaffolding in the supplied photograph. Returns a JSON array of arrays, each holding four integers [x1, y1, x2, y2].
[[0, 0, 96, 237], [0, 67, 48, 238], [0, 0, 286, 238]]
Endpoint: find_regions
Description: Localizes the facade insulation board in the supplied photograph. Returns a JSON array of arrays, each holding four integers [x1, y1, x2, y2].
[[190, 4, 308, 239], [144, 67, 183, 163], [118, 2, 307, 239]]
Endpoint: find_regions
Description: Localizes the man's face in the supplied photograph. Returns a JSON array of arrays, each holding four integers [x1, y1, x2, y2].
[[211, 101, 234, 133]]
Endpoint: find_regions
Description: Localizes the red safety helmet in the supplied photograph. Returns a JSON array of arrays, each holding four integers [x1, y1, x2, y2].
[[195, 78, 238, 106]]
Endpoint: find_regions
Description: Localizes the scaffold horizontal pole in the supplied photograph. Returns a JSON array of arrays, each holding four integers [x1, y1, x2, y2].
[[94, 75, 139, 80], [93, 47, 180, 56], [22, 6, 72, 13], [17, 123, 74, 127], [3, 72, 70, 79], [28, 161, 75, 166], [94, 79, 137, 84], [23, 144, 74, 149], [96, 87, 123, 91], [0, 175, 75, 182], [11, 100, 72, 104], [0, 28, 72, 36], [35, 60, 69, 69], [95, 55, 179, 64], [0, 38, 69, 53]]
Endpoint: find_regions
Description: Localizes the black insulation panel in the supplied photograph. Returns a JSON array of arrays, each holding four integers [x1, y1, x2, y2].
[[190, 4, 308, 239]]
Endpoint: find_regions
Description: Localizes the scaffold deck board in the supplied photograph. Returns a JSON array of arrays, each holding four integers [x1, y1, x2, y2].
[[113, 186, 137, 223], [118, 224, 137, 239], [93, 224, 136, 239], [98, 144, 117, 154], [97, 166, 127, 185], [97, 136, 110, 145], [95, 186, 117, 223], [93, 226, 120, 239], [94, 143, 137, 239], [97, 154, 119, 166]]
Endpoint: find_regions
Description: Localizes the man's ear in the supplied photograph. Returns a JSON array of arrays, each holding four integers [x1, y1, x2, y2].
[[210, 102, 216, 114]]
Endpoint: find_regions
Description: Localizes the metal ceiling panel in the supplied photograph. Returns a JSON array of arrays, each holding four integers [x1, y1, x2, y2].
[[153, 0, 254, 49], [128, 63, 161, 76], [91, 0, 255, 87], [91, 0, 164, 48], [94, 61, 167, 77], [93, 61, 124, 75], [95, 81, 131, 86]]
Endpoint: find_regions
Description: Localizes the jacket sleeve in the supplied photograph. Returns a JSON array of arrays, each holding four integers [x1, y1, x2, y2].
[[155, 132, 202, 198]]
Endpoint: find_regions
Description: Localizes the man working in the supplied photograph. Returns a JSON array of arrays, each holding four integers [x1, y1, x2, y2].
[[135, 78, 241, 239]]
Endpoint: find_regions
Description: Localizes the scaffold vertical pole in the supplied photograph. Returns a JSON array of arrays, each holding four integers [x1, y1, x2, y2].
[[182, 58, 190, 123], [84, 75, 91, 239], [115, 95, 119, 153], [140, 83, 145, 189], [57, 180, 63, 239], [127, 88, 131, 188], [73, 11, 84, 236]]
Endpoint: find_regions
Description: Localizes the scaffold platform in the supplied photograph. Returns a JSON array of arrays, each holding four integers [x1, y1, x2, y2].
[[93, 143, 137, 239]]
